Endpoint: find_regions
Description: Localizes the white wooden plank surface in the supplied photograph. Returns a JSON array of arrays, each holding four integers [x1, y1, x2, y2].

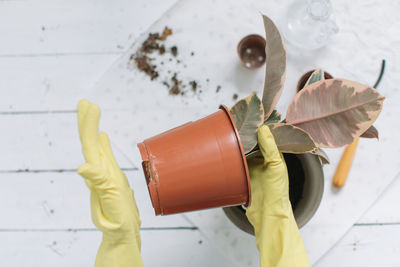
[[0, 171, 192, 228], [0, 229, 233, 267], [0, 0, 177, 55], [315, 224, 400, 267], [0, 112, 134, 170], [358, 173, 400, 224], [0, 55, 116, 111]]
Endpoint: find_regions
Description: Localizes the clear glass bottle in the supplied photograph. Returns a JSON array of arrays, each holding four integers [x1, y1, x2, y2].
[[282, 0, 339, 50]]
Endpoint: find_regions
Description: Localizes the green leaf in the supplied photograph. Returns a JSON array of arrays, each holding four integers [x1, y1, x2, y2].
[[230, 93, 264, 153], [261, 14, 286, 120], [360, 125, 379, 139], [267, 123, 317, 153], [305, 68, 324, 87], [286, 79, 385, 148], [311, 148, 330, 165], [245, 149, 262, 159], [265, 109, 281, 124]]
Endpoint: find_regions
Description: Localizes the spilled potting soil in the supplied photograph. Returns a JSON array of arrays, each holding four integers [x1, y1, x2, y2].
[[130, 27, 226, 97]]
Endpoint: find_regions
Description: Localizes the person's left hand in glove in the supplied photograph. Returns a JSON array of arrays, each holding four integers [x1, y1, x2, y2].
[[246, 126, 310, 267], [77, 100, 143, 267]]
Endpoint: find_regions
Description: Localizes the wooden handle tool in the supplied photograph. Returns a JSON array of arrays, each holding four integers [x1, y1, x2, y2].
[[332, 138, 359, 188]]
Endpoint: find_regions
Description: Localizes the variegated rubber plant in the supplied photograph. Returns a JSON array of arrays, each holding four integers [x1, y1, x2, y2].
[[230, 14, 385, 165]]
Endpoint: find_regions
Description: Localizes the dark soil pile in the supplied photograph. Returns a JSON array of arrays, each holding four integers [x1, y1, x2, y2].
[[133, 55, 158, 80], [131, 27, 172, 81], [130, 27, 223, 96]]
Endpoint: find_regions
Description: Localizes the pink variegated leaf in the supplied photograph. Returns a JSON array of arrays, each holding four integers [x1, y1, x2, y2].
[[286, 79, 385, 148], [267, 123, 317, 153], [264, 109, 281, 124], [261, 14, 286, 120], [305, 68, 324, 87], [230, 93, 264, 153], [360, 125, 379, 139], [311, 148, 330, 165]]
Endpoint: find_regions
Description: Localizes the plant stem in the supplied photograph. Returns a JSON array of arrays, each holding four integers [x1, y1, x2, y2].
[[373, 59, 386, 89]]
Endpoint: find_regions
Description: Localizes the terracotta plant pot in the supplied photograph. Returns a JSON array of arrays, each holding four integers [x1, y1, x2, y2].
[[138, 106, 251, 215], [296, 69, 333, 92], [237, 34, 266, 69], [223, 153, 324, 235]]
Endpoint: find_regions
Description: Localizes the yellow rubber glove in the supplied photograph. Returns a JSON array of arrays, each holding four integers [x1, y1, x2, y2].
[[77, 100, 143, 267], [246, 126, 310, 267]]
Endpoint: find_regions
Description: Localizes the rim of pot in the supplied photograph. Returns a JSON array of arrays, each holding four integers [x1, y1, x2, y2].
[[222, 152, 324, 234]]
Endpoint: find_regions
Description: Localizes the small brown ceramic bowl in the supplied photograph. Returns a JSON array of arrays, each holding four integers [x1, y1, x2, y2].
[[296, 70, 333, 92], [237, 34, 266, 70], [223, 152, 324, 235]]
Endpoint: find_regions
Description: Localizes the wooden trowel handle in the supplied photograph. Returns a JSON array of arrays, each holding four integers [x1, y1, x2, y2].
[[332, 138, 359, 188]]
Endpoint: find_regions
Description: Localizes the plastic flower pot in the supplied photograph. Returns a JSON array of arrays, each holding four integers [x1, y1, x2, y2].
[[223, 153, 324, 235], [296, 69, 333, 92], [237, 34, 266, 69], [137, 106, 251, 216]]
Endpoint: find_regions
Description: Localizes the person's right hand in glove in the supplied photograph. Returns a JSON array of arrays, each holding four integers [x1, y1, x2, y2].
[[246, 125, 310, 267], [77, 100, 143, 267]]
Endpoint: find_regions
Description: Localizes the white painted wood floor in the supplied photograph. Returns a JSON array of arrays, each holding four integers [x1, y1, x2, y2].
[[0, 0, 399, 266]]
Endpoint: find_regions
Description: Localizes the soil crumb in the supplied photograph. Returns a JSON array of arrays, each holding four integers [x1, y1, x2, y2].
[[169, 73, 182, 95], [159, 27, 173, 41], [171, 46, 178, 57], [132, 26, 173, 82], [133, 55, 158, 80], [189, 80, 198, 91], [130, 26, 231, 98]]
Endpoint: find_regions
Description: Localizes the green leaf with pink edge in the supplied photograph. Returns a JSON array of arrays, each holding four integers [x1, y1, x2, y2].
[[265, 109, 282, 124], [305, 69, 324, 86], [286, 79, 385, 148], [230, 93, 264, 154], [267, 123, 317, 153], [261, 14, 286, 120], [311, 148, 330, 165], [360, 125, 379, 139], [301, 68, 330, 165]]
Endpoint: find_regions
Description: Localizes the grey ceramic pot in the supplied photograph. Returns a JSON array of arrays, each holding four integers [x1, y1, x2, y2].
[[223, 153, 324, 235]]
